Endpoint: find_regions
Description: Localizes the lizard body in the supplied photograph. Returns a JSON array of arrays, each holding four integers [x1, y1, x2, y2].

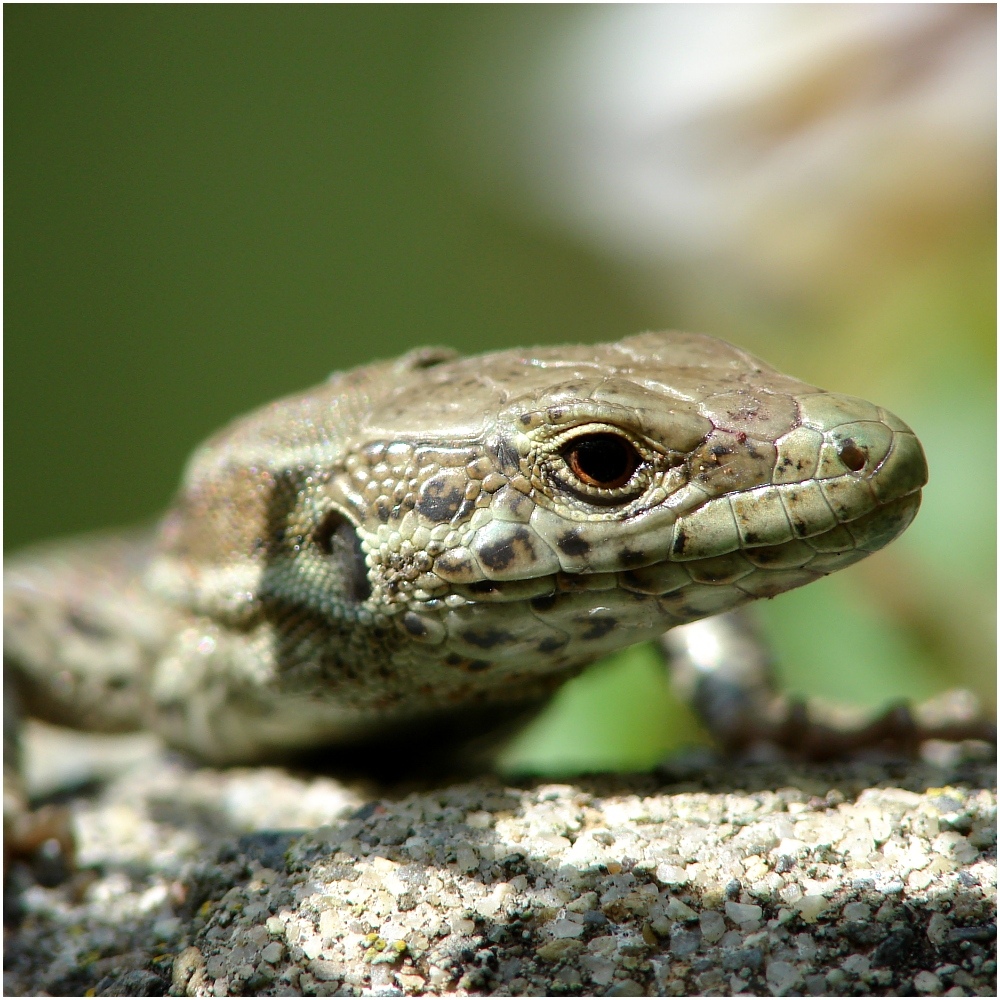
[[5, 330, 940, 774], [5, 333, 940, 763]]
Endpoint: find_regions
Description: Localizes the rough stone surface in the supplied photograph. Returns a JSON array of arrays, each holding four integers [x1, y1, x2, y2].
[[4, 740, 996, 997]]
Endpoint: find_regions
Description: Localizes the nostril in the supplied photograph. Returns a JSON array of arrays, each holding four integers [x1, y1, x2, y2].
[[838, 439, 867, 472]]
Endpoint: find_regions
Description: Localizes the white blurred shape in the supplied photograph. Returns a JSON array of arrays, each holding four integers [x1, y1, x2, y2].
[[518, 4, 995, 295]]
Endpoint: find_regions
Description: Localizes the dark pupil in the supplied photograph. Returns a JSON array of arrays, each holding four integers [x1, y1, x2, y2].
[[569, 434, 635, 487]]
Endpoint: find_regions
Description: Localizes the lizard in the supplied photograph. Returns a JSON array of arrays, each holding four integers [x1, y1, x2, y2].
[[4, 330, 993, 854]]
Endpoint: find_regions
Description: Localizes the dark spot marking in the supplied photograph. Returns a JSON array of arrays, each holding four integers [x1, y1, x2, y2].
[[313, 509, 372, 602], [402, 612, 427, 637], [465, 660, 492, 672], [788, 516, 808, 536], [478, 539, 516, 571], [519, 413, 532, 426], [838, 439, 867, 472], [374, 501, 391, 524], [445, 653, 466, 666], [710, 445, 734, 457], [530, 593, 558, 612], [557, 531, 591, 557], [580, 616, 618, 640], [462, 627, 515, 649], [537, 636, 567, 653], [743, 531, 761, 545], [478, 526, 534, 572], [468, 580, 498, 594], [672, 528, 688, 556], [416, 476, 465, 523], [434, 550, 471, 576]]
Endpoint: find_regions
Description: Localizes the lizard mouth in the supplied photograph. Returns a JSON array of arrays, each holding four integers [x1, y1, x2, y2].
[[446, 490, 922, 608], [409, 491, 922, 669]]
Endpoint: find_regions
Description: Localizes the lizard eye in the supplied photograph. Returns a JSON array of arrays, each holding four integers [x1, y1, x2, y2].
[[563, 433, 640, 490]]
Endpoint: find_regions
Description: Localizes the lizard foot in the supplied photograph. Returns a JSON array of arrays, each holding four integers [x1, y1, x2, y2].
[[720, 688, 996, 762]]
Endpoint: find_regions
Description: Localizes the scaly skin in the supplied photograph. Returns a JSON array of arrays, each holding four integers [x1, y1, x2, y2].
[[5, 331, 933, 768]]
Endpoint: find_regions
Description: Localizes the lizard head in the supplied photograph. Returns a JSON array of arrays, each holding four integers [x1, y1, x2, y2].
[[151, 331, 926, 691], [346, 331, 926, 673]]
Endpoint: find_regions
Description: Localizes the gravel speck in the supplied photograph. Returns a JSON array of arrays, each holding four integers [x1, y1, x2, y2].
[[914, 969, 944, 994], [726, 900, 763, 925], [3, 743, 996, 997]]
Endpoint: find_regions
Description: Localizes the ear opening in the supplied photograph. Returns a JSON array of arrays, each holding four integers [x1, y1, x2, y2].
[[313, 508, 372, 603]]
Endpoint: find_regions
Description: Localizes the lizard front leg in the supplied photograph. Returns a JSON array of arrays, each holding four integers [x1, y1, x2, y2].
[[661, 609, 995, 759]]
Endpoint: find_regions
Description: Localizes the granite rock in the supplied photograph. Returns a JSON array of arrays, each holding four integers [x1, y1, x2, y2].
[[4, 733, 996, 997]]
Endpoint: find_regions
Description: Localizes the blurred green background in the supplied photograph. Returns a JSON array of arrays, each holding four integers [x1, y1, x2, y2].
[[6, 7, 995, 774]]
